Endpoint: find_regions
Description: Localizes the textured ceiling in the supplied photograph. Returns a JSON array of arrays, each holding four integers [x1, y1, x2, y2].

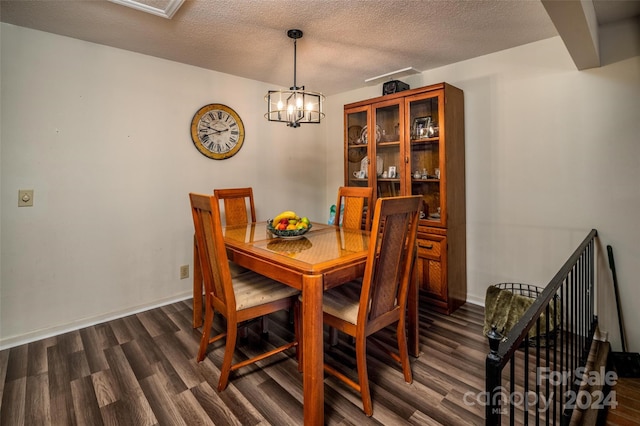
[[1, 0, 639, 95]]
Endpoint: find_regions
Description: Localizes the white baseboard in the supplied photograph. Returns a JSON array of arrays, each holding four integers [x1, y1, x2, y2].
[[0, 291, 194, 350]]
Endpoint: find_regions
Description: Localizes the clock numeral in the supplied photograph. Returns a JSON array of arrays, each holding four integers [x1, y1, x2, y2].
[[230, 136, 237, 144], [230, 130, 239, 136], [229, 122, 237, 128]]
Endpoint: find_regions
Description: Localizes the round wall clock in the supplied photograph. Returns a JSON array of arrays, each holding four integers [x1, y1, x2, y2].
[[190, 103, 245, 160]]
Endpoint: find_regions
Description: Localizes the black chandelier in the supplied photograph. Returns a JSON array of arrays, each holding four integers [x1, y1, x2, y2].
[[265, 29, 325, 128]]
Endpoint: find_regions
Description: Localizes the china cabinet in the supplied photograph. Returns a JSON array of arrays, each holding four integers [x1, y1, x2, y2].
[[344, 82, 466, 314]]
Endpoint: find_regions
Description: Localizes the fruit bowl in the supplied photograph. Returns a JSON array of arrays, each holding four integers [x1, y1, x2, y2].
[[267, 219, 312, 239]]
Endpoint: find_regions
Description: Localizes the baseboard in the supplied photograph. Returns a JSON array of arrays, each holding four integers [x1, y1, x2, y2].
[[0, 291, 194, 350]]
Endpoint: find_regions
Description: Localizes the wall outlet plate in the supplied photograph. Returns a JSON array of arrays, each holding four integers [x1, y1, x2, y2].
[[179, 265, 189, 279], [18, 189, 34, 207]]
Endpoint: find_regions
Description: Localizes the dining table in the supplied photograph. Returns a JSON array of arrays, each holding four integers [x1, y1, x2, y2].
[[192, 221, 420, 425]]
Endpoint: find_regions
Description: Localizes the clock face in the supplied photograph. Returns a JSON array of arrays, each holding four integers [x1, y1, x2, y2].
[[190, 104, 245, 160]]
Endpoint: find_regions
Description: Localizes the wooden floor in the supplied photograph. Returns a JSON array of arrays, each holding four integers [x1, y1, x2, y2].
[[606, 378, 640, 425], [0, 295, 490, 425]]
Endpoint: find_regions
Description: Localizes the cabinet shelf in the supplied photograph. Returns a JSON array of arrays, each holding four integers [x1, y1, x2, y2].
[[410, 137, 440, 144], [377, 141, 401, 147], [412, 178, 440, 182]]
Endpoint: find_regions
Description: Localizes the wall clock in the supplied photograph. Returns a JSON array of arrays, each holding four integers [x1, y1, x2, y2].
[[190, 103, 245, 160]]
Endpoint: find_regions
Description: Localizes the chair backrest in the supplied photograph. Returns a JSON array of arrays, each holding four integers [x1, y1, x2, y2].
[[213, 187, 256, 226], [335, 186, 374, 231], [358, 195, 422, 327], [190, 193, 235, 316]]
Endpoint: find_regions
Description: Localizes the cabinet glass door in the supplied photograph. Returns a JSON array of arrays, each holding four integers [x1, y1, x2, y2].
[[345, 106, 370, 189], [406, 91, 443, 226], [373, 99, 403, 200]]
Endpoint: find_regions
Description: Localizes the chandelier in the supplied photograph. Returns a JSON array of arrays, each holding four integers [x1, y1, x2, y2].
[[265, 29, 325, 128]]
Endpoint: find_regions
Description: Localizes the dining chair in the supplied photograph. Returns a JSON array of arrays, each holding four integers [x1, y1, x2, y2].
[[302, 195, 422, 416], [213, 187, 257, 226], [212, 187, 256, 277], [328, 186, 375, 345], [334, 186, 374, 231], [190, 193, 299, 392], [192, 187, 256, 327]]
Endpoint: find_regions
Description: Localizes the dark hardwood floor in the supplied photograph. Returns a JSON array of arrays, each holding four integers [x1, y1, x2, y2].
[[0, 296, 489, 425]]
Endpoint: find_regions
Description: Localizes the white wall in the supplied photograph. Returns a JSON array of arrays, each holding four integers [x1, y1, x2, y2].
[[326, 38, 640, 352], [0, 23, 327, 348], [3, 24, 640, 352]]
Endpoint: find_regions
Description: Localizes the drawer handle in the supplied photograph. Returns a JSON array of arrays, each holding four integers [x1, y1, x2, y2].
[[420, 243, 434, 250]]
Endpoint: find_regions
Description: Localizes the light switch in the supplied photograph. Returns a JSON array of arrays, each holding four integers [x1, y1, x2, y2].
[[18, 189, 34, 207]]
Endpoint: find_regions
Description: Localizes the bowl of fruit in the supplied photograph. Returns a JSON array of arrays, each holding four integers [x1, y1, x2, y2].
[[267, 211, 312, 240]]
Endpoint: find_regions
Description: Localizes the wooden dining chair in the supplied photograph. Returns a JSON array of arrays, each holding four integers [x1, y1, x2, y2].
[[302, 195, 421, 416], [213, 187, 257, 226], [190, 193, 299, 392], [212, 187, 256, 277], [334, 186, 374, 231], [328, 186, 375, 345], [192, 187, 257, 328]]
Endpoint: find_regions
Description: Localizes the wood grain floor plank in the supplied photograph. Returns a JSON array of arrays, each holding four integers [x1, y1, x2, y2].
[[137, 308, 180, 338], [138, 373, 187, 426], [25, 373, 52, 425], [5, 345, 27, 382], [68, 350, 91, 382], [26, 339, 49, 377], [79, 327, 110, 373], [46, 344, 75, 425], [173, 386, 217, 426], [71, 375, 104, 426], [90, 370, 120, 408], [207, 380, 267, 426], [103, 345, 157, 426], [120, 339, 155, 381], [106, 318, 134, 345], [0, 376, 26, 425]]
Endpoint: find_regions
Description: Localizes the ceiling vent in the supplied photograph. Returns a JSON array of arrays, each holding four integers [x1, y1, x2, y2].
[[109, 0, 184, 19]]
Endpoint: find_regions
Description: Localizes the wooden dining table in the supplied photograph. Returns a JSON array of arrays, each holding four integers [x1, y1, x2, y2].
[[192, 221, 420, 425]]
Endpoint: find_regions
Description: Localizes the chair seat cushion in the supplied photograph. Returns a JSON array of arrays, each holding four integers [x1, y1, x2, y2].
[[321, 280, 363, 324], [233, 271, 299, 310]]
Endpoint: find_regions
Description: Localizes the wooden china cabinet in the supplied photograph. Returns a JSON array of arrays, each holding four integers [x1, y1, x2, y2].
[[343, 82, 466, 314]]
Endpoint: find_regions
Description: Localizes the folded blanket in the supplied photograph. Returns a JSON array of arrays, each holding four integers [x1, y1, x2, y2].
[[483, 284, 559, 340]]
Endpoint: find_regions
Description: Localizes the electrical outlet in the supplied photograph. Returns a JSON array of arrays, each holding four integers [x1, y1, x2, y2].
[[179, 265, 189, 280], [18, 189, 34, 207]]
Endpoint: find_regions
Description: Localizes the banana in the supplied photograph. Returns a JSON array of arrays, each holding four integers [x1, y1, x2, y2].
[[273, 210, 297, 223]]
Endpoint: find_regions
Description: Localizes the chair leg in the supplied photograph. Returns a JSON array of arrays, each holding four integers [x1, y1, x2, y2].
[[397, 319, 413, 384], [355, 335, 373, 416], [218, 319, 238, 392], [329, 327, 339, 346], [197, 300, 215, 362]]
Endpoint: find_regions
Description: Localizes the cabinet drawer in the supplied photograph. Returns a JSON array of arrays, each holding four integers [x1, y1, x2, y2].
[[417, 238, 441, 259]]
